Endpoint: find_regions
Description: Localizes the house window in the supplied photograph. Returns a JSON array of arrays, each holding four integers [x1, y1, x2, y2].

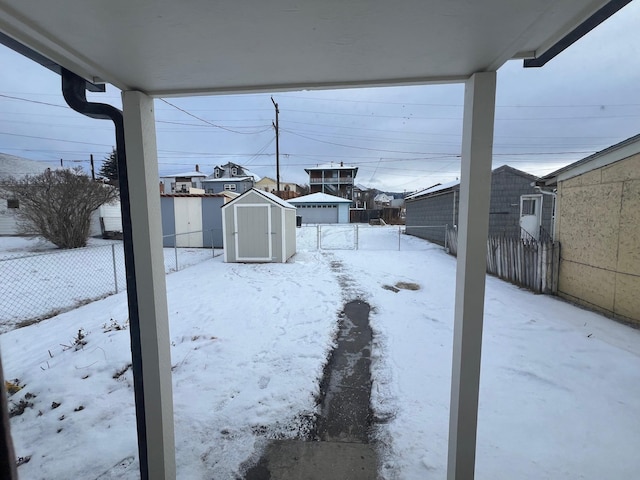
[[231, 167, 238, 176], [214, 169, 220, 178], [522, 198, 536, 215], [224, 184, 236, 191], [7, 199, 19, 209]]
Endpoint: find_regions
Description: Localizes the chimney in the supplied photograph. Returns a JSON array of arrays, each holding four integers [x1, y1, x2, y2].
[[195, 164, 200, 172]]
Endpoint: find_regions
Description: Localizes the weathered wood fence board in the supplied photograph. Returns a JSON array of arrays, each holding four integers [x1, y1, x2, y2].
[[445, 226, 559, 294]]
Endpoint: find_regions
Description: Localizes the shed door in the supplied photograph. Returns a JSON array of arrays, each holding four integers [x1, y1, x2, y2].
[[235, 204, 272, 261], [175, 198, 203, 247], [519, 194, 542, 240], [299, 205, 338, 224]]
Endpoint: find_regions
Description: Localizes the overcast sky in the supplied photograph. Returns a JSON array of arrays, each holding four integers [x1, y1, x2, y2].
[[1, 2, 639, 193]]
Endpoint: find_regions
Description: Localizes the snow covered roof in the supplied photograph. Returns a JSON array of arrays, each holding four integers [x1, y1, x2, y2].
[[305, 163, 357, 171], [223, 188, 295, 209], [288, 192, 352, 204], [256, 189, 296, 209], [161, 170, 208, 178], [202, 176, 255, 183], [374, 193, 392, 203], [0, 153, 57, 178], [207, 164, 261, 182], [406, 180, 461, 200]]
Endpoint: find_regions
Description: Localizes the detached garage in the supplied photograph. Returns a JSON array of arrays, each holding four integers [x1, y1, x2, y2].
[[222, 189, 296, 263], [161, 194, 226, 247], [288, 192, 352, 224]]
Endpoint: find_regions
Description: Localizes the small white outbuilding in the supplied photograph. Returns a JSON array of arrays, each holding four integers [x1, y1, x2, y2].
[[222, 188, 296, 263], [288, 192, 352, 224]]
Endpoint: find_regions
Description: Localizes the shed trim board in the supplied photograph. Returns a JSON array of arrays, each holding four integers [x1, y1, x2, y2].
[[222, 202, 228, 263], [234, 203, 273, 262], [281, 207, 286, 262]]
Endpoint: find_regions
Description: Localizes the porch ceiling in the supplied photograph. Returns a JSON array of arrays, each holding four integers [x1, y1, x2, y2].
[[0, 1, 612, 96]]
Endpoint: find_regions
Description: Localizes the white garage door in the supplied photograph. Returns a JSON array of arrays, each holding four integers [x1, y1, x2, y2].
[[298, 204, 338, 224]]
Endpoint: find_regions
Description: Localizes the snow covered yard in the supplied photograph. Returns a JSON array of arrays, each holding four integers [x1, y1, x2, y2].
[[1, 227, 639, 479], [0, 237, 216, 332]]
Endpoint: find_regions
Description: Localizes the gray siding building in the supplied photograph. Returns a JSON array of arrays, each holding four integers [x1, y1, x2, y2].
[[161, 194, 225, 248], [406, 165, 554, 245]]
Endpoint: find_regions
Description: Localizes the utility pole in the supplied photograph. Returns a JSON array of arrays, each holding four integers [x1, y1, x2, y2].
[[90, 154, 95, 180], [271, 97, 280, 193]]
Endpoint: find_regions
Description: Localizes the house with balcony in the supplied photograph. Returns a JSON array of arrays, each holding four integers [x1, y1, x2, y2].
[[305, 162, 357, 202]]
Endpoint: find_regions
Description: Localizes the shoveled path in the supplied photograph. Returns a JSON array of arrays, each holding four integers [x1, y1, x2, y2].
[[244, 300, 376, 480]]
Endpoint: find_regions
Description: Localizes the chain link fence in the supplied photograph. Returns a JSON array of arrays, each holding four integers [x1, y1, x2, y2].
[[0, 234, 220, 333], [296, 224, 447, 251]]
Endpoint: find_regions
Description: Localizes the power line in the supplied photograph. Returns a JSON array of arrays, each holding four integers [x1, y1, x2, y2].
[[159, 98, 271, 135], [0, 93, 68, 108]]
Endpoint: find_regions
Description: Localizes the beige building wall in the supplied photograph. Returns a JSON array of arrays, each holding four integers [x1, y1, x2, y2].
[[556, 153, 640, 325], [255, 177, 300, 193]]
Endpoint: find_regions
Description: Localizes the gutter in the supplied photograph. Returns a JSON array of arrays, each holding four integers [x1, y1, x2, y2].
[[524, 0, 633, 67]]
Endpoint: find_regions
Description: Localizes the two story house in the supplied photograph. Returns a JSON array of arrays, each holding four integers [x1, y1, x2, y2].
[[202, 162, 260, 194], [305, 162, 358, 202]]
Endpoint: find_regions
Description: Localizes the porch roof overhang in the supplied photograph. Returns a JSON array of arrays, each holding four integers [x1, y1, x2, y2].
[[0, 0, 621, 97]]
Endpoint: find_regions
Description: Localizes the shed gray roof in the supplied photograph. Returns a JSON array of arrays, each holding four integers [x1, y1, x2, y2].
[[406, 180, 460, 200], [406, 165, 537, 200]]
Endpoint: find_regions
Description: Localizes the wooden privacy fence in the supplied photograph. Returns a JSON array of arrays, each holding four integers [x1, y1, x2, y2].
[[445, 226, 559, 294]]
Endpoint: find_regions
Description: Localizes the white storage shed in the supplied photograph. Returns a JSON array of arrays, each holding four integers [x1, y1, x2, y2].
[[222, 189, 296, 263], [288, 192, 352, 224]]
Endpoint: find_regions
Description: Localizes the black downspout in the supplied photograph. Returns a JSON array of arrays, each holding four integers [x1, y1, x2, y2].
[[61, 69, 149, 480]]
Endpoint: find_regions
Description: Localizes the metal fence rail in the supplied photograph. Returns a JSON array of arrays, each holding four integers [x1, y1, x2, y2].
[[0, 233, 219, 333], [296, 224, 442, 251]]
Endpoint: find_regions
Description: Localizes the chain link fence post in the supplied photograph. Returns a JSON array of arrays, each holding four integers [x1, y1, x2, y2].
[[112, 243, 119, 293], [174, 239, 179, 271]]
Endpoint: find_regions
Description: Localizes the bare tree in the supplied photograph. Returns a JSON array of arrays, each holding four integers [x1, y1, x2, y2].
[[0, 168, 118, 249]]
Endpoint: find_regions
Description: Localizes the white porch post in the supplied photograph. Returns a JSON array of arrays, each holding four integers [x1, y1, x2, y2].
[[447, 71, 496, 480], [122, 91, 176, 479]]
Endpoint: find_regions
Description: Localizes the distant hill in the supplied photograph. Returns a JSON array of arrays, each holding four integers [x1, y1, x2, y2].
[[0, 153, 55, 178]]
